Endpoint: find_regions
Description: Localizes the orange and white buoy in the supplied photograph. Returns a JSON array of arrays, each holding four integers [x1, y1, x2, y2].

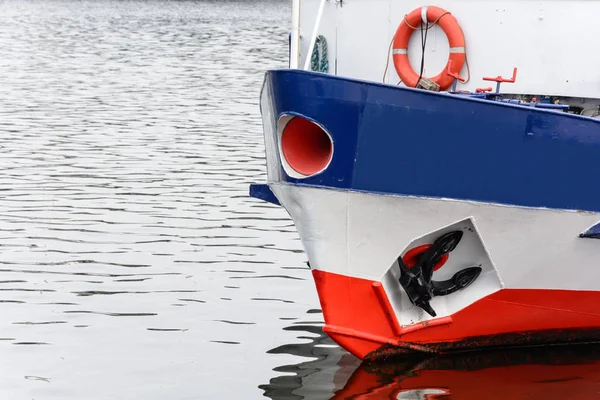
[[392, 6, 466, 91]]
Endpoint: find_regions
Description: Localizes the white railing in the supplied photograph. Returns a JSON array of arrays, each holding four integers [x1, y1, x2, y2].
[[290, 0, 301, 69], [303, 0, 327, 71]]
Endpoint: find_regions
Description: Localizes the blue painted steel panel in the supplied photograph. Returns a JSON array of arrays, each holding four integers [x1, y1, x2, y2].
[[269, 72, 363, 187], [261, 69, 600, 212], [249, 183, 280, 205], [580, 222, 600, 239]]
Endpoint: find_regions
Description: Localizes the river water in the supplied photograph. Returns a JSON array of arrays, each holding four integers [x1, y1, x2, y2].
[[0, 0, 348, 398], [2, 1, 600, 399]]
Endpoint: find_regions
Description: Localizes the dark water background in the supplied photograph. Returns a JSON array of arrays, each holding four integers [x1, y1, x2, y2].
[[2, 1, 600, 399]]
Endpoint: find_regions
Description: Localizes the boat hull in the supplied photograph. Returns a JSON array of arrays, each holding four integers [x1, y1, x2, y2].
[[252, 69, 600, 361]]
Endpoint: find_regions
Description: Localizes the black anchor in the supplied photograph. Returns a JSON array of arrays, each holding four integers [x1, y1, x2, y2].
[[397, 230, 482, 317]]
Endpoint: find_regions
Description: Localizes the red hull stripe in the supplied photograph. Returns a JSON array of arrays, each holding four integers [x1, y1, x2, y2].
[[371, 282, 402, 336], [312, 269, 600, 360]]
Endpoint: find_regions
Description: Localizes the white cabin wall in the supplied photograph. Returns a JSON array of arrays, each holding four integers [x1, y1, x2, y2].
[[298, 0, 600, 98], [336, 1, 391, 81]]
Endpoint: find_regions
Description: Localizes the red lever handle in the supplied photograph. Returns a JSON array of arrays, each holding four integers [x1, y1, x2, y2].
[[476, 87, 493, 93], [446, 60, 466, 83], [483, 67, 518, 83]]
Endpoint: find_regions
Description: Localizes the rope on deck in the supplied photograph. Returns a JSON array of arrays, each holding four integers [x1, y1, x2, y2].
[[310, 35, 329, 73]]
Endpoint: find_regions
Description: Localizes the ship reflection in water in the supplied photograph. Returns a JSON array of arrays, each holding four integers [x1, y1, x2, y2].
[[262, 320, 600, 399]]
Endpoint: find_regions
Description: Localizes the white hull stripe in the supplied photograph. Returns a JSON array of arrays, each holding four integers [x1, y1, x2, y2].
[[270, 183, 600, 291], [269, 183, 600, 325]]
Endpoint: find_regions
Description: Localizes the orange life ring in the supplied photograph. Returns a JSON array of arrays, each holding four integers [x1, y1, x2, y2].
[[392, 6, 465, 91]]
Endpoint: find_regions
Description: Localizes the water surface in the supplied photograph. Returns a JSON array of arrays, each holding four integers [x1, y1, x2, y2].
[[0, 1, 337, 398]]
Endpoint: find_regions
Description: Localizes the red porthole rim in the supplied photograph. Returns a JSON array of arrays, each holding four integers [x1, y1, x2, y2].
[[277, 114, 334, 179]]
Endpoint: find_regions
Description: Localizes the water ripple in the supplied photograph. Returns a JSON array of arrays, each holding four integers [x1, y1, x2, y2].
[[0, 1, 318, 398]]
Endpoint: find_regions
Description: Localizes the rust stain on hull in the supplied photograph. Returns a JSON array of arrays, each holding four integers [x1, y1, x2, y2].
[[364, 327, 600, 364]]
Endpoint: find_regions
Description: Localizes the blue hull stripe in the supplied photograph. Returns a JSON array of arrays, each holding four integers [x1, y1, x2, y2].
[[261, 70, 600, 212], [249, 184, 280, 205], [580, 222, 600, 239]]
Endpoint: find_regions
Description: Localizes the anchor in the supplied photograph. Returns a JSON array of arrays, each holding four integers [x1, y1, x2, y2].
[[397, 231, 482, 317]]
